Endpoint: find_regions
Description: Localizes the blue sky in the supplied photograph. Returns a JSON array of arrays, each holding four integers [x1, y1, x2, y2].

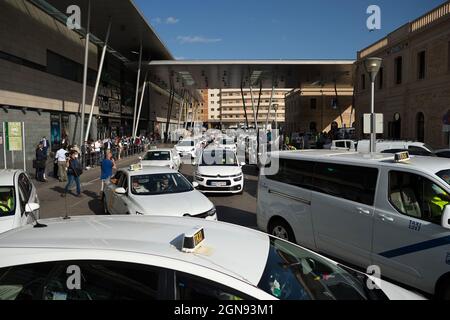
[[134, 0, 445, 60]]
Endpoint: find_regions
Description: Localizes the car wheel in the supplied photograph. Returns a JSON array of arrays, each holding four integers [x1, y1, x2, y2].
[[103, 197, 110, 215], [269, 219, 296, 243]]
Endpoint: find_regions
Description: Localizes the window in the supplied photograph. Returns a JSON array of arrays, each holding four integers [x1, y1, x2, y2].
[[389, 171, 450, 225], [47, 50, 96, 87], [176, 272, 251, 300], [361, 74, 366, 90], [395, 57, 403, 84], [266, 159, 314, 189], [257, 237, 379, 300], [18, 174, 32, 200], [313, 163, 378, 205], [41, 261, 160, 300], [416, 112, 425, 143], [418, 51, 426, 80], [0, 187, 16, 217], [131, 173, 193, 196], [378, 67, 383, 89], [310, 98, 317, 110], [0, 262, 55, 300]]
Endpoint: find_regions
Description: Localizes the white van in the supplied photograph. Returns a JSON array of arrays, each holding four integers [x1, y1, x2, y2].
[[257, 150, 450, 298], [357, 140, 434, 156]]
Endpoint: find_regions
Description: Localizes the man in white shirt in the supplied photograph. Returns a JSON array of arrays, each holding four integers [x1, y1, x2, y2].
[[55, 146, 68, 182]]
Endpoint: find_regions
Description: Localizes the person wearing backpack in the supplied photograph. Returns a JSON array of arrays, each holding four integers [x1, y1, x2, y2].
[[62, 150, 83, 198]]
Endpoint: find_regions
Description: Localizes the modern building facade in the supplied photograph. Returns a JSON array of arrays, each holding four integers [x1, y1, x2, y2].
[[355, 1, 450, 149], [285, 86, 355, 135], [0, 0, 177, 170], [207, 89, 221, 127]]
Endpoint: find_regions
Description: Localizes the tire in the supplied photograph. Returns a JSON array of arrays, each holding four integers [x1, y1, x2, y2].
[[103, 197, 110, 215], [269, 218, 296, 243]]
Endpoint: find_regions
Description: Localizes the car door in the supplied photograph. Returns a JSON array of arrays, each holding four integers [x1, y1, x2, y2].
[[110, 173, 130, 215], [104, 171, 123, 214], [372, 169, 450, 293], [311, 162, 379, 267], [258, 159, 316, 249]]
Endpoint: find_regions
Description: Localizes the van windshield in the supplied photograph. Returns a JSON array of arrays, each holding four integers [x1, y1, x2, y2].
[[437, 170, 450, 187]]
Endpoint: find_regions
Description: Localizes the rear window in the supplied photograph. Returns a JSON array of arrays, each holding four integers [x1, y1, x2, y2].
[[144, 151, 170, 161], [437, 170, 450, 187]]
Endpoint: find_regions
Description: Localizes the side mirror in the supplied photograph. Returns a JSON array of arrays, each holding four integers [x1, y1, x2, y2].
[[192, 182, 199, 189], [442, 206, 450, 230], [25, 203, 40, 215], [138, 156, 143, 161], [115, 187, 127, 195]]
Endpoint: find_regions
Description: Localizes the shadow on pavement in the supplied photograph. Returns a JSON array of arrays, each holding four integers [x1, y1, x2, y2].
[[216, 205, 257, 229]]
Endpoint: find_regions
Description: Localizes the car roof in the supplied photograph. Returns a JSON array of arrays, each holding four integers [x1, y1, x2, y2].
[[0, 216, 269, 286], [121, 166, 178, 176], [146, 148, 173, 152], [0, 170, 20, 185], [274, 150, 450, 176]]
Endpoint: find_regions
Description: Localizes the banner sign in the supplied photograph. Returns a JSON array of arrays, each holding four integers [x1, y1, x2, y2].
[[6, 122, 23, 151]]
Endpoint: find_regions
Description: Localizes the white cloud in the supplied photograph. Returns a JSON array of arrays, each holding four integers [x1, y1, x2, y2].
[[177, 36, 222, 44], [166, 17, 179, 24], [151, 17, 162, 25]]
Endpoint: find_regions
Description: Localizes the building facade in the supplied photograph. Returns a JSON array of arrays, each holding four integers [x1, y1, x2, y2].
[[355, 1, 450, 149], [208, 88, 289, 129], [0, 0, 177, 170], [285, 86, 355, 135]]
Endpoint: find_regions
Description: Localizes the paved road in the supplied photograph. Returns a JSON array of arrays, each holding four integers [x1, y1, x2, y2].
[[36, 154, 260, 229]]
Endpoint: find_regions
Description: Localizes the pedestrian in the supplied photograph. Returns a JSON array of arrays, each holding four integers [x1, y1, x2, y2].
[[35, 143, 47, 182], [55, 145, 68, 182], [62, 150, 83, 198], [100, 151, 116, 197]]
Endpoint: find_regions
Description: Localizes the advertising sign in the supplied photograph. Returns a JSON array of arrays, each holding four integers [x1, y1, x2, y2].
[[6, 122, 23, 151]]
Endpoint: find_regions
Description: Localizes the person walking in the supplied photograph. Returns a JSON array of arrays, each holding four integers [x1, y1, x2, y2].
[[35, 143, 47, 182], [55, 145, 68, 182], [62, 151, 83, 198], [100, 151, 116, 198]]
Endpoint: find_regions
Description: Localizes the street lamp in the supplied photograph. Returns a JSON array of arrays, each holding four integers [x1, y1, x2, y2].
[[364, 57, 382, 154]]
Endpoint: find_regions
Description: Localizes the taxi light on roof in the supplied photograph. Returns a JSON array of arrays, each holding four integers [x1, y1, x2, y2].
[[129, 163, 143, 171], [395, 151, 410, 163], [182, 227, 205, 253]]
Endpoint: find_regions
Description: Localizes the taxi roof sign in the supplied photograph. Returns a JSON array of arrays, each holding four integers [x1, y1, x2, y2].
[[129, 163, 143, 171], [394, 151, 410, 163], [182, 227, 205, 253]]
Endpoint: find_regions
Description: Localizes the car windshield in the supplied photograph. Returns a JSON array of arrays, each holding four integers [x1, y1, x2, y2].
[[257, 238, 379, 300], [200, 150, 238, 166], [178, 141, 194, 147], [131, 173, 193, 196], [437, 170, 450, 187], [144, 151, 170, 161], [221, 139, 234, 145], [0, 187, 15, 217]]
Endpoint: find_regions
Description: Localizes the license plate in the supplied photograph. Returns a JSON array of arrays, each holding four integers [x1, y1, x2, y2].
[[212, 182, 227, 187]]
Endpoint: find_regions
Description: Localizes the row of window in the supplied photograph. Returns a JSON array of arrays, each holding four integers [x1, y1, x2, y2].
[[267, 159, 449, 224], [360, 43, 450, 90]]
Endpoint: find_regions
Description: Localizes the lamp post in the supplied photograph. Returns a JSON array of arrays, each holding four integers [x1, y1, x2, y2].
[[364, 57, 382, 154]]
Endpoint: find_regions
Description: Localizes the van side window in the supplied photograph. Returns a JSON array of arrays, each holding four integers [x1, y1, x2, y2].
[[313, 163, 378, 205], [389, 171, 450, 225], [266, 159, 314, 189]]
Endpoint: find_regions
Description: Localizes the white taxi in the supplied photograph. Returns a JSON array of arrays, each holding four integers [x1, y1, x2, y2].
[[175, 138, 198, 159], [0, 170, 40, 234], [195, 148, 245, 194], [103, 166, 217, 220], [217, 137, 237, 152], [140, 148, 181, 171], [0, 215, 424, 300]]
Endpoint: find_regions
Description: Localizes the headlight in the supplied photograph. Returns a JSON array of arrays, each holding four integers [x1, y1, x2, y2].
[[195, 173, 204, 181], [206, 207, 216, 216], [135, 211, 144, 215], [233, 176, 243, 182]]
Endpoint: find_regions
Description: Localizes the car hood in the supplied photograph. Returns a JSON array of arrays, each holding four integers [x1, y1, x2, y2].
[[141, 160, 172, 167], [134, 190, 213, 216], [197, 166, 242, 177], [175, 146, 195, 151]]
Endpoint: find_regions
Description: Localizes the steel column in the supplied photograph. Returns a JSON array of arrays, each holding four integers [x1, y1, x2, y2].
[[249, 85, 258, 129], [133, 71, 149, 138], [132, 43, 143, 140], [85, 19, 112, 142], [240, 85, 249, 129], [265, 84, 275, 130], [80, 0, 91, 150]]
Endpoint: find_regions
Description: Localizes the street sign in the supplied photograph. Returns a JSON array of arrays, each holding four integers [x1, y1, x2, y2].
[[6, 122, 23, 151], [363, 114, 384, 134]]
